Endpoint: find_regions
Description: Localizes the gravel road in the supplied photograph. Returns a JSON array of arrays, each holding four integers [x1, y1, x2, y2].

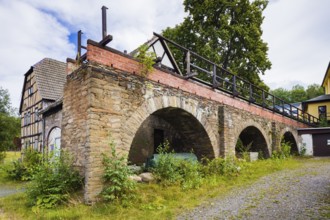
[[0, 187, 24, 198], [178, 158, 330, 220]]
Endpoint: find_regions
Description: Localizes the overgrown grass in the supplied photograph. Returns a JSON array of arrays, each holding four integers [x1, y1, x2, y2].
[[1, 157, 317, 220]]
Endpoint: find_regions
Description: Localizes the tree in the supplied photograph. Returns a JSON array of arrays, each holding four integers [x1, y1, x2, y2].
[[306, 84, 324, 99], [0, 87, 11, 114], [0, 114, 20, 149], [270, 84, 324, 103], [271, 88, 291, 103], [0, 87, 20, 161], [290, 85, 307, 103], [163, 0, 271, 90]]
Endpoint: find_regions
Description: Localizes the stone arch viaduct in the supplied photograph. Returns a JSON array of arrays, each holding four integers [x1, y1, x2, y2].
[[61, 37, 312, 203]]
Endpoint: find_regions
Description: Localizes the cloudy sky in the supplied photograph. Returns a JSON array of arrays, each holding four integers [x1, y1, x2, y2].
[[0, 0, 329, 110]]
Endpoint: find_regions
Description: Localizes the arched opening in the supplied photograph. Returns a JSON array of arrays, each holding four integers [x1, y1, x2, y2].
[[281, 131, 298, 155], [47, 127, 61, 156], [235, 126, 270, 159], [128, 107, 214, 165]]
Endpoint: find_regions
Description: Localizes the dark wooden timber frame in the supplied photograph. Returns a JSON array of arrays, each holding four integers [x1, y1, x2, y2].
[[149, 33, 319, 126], [71, 4, 319, 126]]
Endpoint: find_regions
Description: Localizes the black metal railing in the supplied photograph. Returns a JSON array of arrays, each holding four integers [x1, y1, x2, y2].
[[150, 33, 319, 126]]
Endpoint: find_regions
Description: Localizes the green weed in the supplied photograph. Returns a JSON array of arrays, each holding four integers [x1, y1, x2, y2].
[[101, 143, 137, 204], [26, 151, 83, 209], [6, 147, 41, 181]]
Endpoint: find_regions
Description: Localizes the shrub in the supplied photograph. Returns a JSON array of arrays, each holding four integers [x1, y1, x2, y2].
[[177, 159, 203, 189], [101, 144, 137, 203], [201, 157, 241, 177], [281, 142, 291, 158], [151, 141, 203, 189], [0, 151, 5, 163], [152, 140, 182, 186], [258, 150, 265, 160], [271, 141, 292, 159], [26, 151, 83, 209], [153, 153, 203, 189], [7, 160, 27, 180], [152, 140, 243, 189], [300, 144, 307, 156], [7, 147, 41, 181], [235, 139, 252, 161], [135, 44, 156, 76]]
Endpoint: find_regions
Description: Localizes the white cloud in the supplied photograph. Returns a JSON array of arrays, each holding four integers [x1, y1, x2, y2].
[[0, 0, 185, 110], [24, 0, 186, 51], [0, 0, 329, 111], [261, 0, 330, 89], [0, 1, 75, 110]]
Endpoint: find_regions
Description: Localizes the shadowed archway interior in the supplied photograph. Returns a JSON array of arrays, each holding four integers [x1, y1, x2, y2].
[[236, 126, 270, 158], [282, 131, 298, 154], [128, 107, 214, 165]]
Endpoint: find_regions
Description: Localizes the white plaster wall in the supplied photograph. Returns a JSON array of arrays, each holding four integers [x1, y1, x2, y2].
[[300, 134, 313, 156]]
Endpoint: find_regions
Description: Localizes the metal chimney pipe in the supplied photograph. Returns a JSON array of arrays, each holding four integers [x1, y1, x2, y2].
[[77, 30, 82, 57], [102, 6, 108, 39]]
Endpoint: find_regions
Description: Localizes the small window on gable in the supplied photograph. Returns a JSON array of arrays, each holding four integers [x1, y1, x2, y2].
[[28, 87, 33, 96], [35, 108, 39, 122]]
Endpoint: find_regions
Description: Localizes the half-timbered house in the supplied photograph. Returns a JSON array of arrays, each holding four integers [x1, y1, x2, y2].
[[19, 58, 66, 152]]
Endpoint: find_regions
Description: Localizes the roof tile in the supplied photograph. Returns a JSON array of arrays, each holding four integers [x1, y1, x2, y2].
[[34, 58, 66, 101]]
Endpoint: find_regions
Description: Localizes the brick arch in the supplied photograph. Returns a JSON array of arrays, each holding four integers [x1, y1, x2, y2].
[[121, 95, 218, 161], [234, 120, 271, 158], [279, 127, 299, 154]]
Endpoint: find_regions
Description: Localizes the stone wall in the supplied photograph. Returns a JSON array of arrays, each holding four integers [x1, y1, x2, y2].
[[62, 67, 91, 173], [61, 40, 311, 203], [219, 104, 301, 157], [62, 64, 220, 203]]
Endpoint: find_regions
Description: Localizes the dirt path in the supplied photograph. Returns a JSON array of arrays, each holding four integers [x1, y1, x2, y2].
[[178, 158, 330, 220], [0, 187, 24, 198]]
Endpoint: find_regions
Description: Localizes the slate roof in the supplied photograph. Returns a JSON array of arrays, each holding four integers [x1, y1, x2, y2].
[[302, 94, 330, 103], [39, 97, 63, 115], [34, 58, 66, 101]]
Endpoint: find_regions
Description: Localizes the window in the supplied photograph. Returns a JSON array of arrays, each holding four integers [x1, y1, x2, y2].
[[318, 105, 327, 120], [35, 108, 39, 122], [23, 112, 31, 125], [28, 87, 33, 96], [48, 127, 61, 157], [25, 112, 31, 125], [23, 113, 27, 126]]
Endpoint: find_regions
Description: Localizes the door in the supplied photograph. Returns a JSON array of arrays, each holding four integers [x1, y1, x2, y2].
[[313, 133, 330, 156]]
